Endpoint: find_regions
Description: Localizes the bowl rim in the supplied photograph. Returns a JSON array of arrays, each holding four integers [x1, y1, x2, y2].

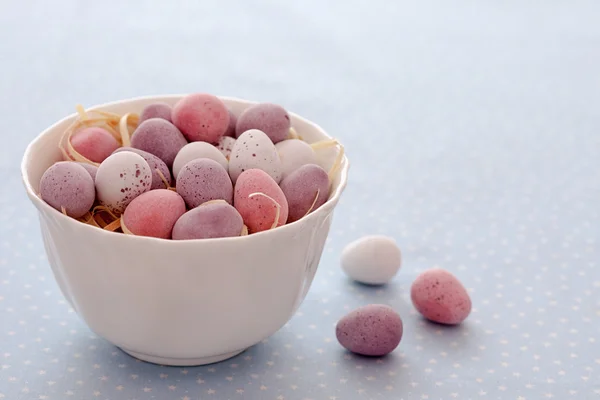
[[21, 94, 349, 245]]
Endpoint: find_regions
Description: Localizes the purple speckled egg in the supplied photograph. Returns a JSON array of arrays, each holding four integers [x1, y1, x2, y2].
[[76, 162, 98, 181], [113, 147, 172, 190], [336, 304, 403, 357], [236, 103, 290, 144], [131, 118, 187, 168], [172, 200, 243, 240], [224, 109, 237, 137], [39, 162, 95, 218], [176, 158, 233, 208], [139, 102, 173, 124], [410, 268, 472, 325], [280, 164, 329, 223]]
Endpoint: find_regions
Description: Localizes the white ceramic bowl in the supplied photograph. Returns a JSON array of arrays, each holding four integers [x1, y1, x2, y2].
[[21, 95, 349, 366]]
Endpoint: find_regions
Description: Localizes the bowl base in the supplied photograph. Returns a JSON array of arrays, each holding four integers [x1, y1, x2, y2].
[[120, 347, 246, 366]]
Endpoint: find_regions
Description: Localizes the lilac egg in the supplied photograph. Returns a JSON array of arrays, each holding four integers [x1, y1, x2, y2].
[[224, 109, 237, 137], [176, 158, 233, 208], [40, 162, 95, 218], [172, 200, 243, 240], [76, 162, 98, 181], [139, 102, 173, 124], [131, 118, 187, 168], [236, 103, 290, 144], [113, 147, 172, 190], [280, 164, 329, 223], [336, 304, 403, 357]]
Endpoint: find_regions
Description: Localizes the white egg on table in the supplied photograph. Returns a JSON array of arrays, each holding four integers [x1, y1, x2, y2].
[[228, 129, 282, 184], [341, 235, 402, 285], [172, 142, 229, 179], [95, 151, 152, 214], [276, 139, 318, 180]]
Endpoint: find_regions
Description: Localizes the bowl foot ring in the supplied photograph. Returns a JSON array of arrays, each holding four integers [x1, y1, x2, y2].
[[120, 347, 246, 366]]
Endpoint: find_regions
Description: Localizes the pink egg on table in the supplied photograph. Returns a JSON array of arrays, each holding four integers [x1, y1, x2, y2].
[[233, 169, 288, 233], [336, 304, 403, 357], [130, 118, 187, 168], [172, 93, 230, 144], [122, 189, 186, 239], [70, 126, 119, 163], [113, 147, 172, 190], [172, 200, 243, 240], [280, 164, 329, 223], [39, 162, 95, 218], [139, 102, 173, 124], [410, 268, 472, 325], [236, 103, 290, 144], [176, 158, 233, 208]]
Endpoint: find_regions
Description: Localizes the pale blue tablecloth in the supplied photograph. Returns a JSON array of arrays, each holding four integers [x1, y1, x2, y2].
[[1, 1, 599, 399]]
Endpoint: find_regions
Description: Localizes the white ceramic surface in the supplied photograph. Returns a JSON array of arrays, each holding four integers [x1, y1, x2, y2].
[[21, 95, 349, 366]]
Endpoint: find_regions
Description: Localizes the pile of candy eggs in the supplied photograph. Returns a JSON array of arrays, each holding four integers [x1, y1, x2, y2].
[[335, 236, 472, 357], [39, 94, 344, 240]]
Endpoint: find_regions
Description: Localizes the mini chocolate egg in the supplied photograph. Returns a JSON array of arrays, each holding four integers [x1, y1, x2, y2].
[[176, 158, 233, 208], [341, 235, 402, 285], [172, 142, 228, 179], [336, 304, 403, 357], [280, 164, 329, 223], [216, 136, 236, 159], [171, 93, 230, 143], [139, 102, 173, 124], [235, 103, 290, 144], [122, 189, 186, 239], [233, 169, 288, 233], [113, 147, 172, 190], [76, 162, 98, 181], [224, 109, 237, 137], [95, 151, 152, 214], [276, 139, 318, 180], [130, 118, 187, 168], [172, 200, 243, 240], [410, 268, 472, 325], [40, 162, 95, 218], [70, 126, 120, 163], [228, 129, 282, 184]]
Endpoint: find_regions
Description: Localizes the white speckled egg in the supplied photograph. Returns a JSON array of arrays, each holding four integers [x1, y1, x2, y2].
[[276, 139, 318, 180], [341, 235, 402, 285], [216, 136, 236, 159], [95, 151, 152, 214], [228, 129, 282, 184], [172, 142, 229, 179]]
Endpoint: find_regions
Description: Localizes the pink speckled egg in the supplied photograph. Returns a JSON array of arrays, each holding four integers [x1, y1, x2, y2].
[[336, 304, 403, 357], [233, 169, 288, 233], [131, 118, 187, 168], [410, 268, 472, 325], [172, 200, 243, 240], [70, 126, 119, 163], [176, 158, 233, 208], [235, 103, 290, 144], [139, 102, 173, 124], [39, 162, 95, 218], [113, 147, 172, 190], [280, 164, 329, 223], [122, 189, 186, 239], [95, 151, 152, 214], [171, 93, 230, 144]]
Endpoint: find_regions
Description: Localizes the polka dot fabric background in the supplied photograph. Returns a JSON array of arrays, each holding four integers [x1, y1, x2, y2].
[[1, 1, 599, 399]]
